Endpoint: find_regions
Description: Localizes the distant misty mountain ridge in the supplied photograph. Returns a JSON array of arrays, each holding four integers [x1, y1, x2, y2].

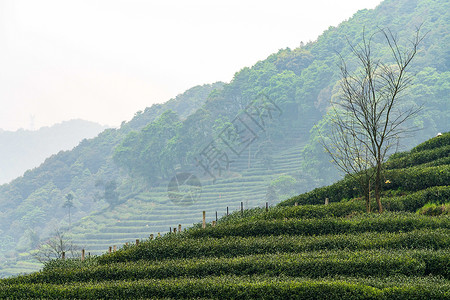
[[0, 119, 108, 184]]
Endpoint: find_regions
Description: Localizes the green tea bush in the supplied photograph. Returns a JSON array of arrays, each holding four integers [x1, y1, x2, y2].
[[188, 213, 449, 239], [385, 145, 450, 169], [224, 186, 449, 224], [417, 203, 450, 216], [410, 132, 450, 153], [383, 186, 450, 212], [419, 156, 450, 168], [384, 165, 450, 191], [42, 256, 99, 272], [7, 250, 449, 285], [281, 165, 450, 206], [220, 201, 366, 224], [280, 177, 360, 206], [97, 229, 450, 264], [280, 132, 449, 207], [1, 275, 449, 299]]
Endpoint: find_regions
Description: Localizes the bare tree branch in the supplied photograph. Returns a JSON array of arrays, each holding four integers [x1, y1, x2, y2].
[[32, 229, 80, 263], [325, 26, 426, 213]]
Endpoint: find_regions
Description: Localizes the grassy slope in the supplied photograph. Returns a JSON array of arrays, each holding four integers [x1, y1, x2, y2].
[[0, 133, 448, 299]]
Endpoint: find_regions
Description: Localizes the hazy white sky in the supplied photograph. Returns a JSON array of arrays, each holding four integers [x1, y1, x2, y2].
[[0, 0, 382, 131]]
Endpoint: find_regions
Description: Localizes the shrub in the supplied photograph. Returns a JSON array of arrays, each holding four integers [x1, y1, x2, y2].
[[410, 132, 450, 153], [6, 250, 450, 285], [1, 275, 449, 299], [281, 165, 450, 206], [383, 186, 450, 212], [417, 203, 450, 216], [96, 228, 450, 265], [385, 145, 450, 169], [187, 213, 450, 239]]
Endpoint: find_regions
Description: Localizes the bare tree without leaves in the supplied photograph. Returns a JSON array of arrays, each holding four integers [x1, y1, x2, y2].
[[324, 116, 376, 212], [324, 26, 426, 213], [32, 229, 79, 263]]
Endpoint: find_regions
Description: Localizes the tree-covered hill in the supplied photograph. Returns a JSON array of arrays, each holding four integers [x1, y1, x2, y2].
[[1, 133, 448, 298], [0, 0, 449, 277], [0, 82, 223, 277]]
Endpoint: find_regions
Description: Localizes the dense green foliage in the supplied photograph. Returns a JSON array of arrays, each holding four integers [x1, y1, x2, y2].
[[186, 213, 449, 238], [4, 250, 449, 284], [2, 276, 449, 299], [91, 229, 448, 264], [417, 203, 450, 216]]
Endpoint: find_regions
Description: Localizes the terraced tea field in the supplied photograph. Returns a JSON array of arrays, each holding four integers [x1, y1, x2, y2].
[[69, 140, 308, 255], [1, 133, 448, 298]]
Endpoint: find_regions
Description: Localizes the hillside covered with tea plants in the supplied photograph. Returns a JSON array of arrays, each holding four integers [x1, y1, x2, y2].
[[1, 0, 448, 277], [1, 133, 448, 298]]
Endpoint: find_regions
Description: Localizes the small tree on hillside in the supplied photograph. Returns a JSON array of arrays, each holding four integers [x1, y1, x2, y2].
[[95, 179, 119, 207], [265, 185, 278, 202], [324, 27, 426, 213], [63, 193, 75, 231], [324, 116, 375, 212], [32, 229, 79, 263]]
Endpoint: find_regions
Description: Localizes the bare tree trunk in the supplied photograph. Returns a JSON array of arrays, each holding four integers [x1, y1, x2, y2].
[[323, 26, 425, 214], [375, 161, 383, 213], [364, 179, 371, 213], [359, 175, 371, 213]]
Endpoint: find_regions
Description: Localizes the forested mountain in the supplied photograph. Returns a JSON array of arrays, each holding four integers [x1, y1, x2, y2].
[[0, 83, 223, 277], [0, 0, 448, 278], [0, 120, 108, 184]]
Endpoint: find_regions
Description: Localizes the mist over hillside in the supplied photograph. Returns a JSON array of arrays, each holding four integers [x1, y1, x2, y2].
[[0, 120, 108, 184]]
